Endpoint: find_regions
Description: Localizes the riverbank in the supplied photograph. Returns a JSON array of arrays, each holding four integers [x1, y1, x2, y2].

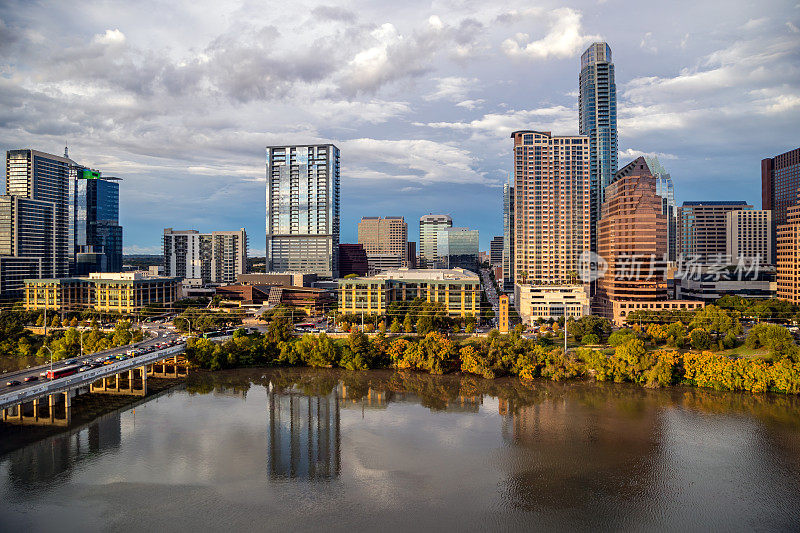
[[185, 329, 800, 396]]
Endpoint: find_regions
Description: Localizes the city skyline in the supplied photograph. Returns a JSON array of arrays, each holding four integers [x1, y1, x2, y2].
[[0, 1, 798, 254]]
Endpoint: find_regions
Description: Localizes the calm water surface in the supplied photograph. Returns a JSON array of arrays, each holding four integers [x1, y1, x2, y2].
[[1, 368, 800, 532]]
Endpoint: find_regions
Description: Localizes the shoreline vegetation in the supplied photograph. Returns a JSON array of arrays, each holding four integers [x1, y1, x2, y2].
[[186, 305, 800, 396]]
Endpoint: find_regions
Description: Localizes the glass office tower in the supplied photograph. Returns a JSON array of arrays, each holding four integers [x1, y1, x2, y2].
[[70, 167, 123, 275], [419, 214, 453, 268], [579, 42, 618, 253], [436, 227, 479, 272], [266, 144, 340, 278], [645, 156, 677, 262], [6, 149, 71, 277]]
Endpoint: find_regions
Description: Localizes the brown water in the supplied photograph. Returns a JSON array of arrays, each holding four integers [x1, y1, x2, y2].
[[1, 368, 800, 531]]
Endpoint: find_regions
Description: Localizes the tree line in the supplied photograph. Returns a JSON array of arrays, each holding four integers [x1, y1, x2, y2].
[[186, 317, 800, 395]]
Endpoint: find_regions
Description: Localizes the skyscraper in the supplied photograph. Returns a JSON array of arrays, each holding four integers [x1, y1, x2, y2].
[[726, 210, 771, 267], [6, 149, 71, 277], [579, 42, 618, 252], [502, 181, 514, 292], [644, 156, 677, 262], [777, 195, 800, 304], [266, 144, 340, 278], [762, 147, 799, 264], [511, 130, 590, 285], [490, 236, 503, 266], [436, 227, 479, 272], [595, 157, 704, 324], [419, 214, 452, 268], [677, 201, 753, 264], [0, 195, 54, 297], [357, 216, 408, 273], [69, 166, 123, 275], [163, 228, 247, 284]]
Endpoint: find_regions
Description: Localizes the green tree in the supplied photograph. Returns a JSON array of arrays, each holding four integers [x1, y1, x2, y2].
[[581, 333, 600, 345], [403, 313, 414, 333], [690, 328, 712, 350], [390, 318, 402, 334]]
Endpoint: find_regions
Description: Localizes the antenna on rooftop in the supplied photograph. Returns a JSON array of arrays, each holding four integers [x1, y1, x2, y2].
[[64, 142, 69, 158]]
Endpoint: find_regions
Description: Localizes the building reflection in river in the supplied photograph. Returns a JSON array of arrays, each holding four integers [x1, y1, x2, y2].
[[3, 412, 122, 489], [267, 383, 341, 480]]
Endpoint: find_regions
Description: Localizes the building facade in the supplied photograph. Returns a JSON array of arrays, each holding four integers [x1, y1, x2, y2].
[[579, 42, 618, 252], [511, 130, 590, 285], [515, 284, 590, 324], [678, 201, 753, 265], [5, 149, 71, 278], [776, 199, 800, 304], [338, 268, 481, 317], [595, 158, 703, 325], [0, 195, 56, 298], [163, 228, 247, 284], [502, 181, 514, 292], [266, 144, 340, 278], [338, 243, 369, 277], [24, 271, 179, 313], [490, 236, 503, 266], [762, 147, 800, 263], [69, 167, 123, 275], [726, 210, 771, 267], [676, 268, 776, 302], [357, 216, 407, 263], [645, 156, 677, 262], [436, 227, 479, 272], [406, 241, 417, 268], [419, 214, 452, 268]]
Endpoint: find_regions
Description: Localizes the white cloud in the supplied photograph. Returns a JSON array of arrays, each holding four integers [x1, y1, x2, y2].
[[340, 138, 489, 184], [429, 77, 477, 101], [93, 28, 126, 46], [501, 8, 601, 60], [455, 99, 485, 110], [417, 105, 576, 139], [619, 148, 678, 161]]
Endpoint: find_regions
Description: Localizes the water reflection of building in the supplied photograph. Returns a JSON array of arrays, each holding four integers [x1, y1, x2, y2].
[[267, 384, 340, 480], [3, 412, 121, 488], [339, 385, 388, 410]]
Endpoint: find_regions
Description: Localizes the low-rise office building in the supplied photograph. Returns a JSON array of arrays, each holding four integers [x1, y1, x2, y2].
[[24, 271, 179, 313], [338, 268, 481, 317], [676, 268, 777, 302], [515, 284, 590, 323]]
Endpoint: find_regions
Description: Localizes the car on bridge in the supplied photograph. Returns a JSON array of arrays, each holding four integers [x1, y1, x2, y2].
[[24, 375, 38, 382], [6, 380, 21, 387]]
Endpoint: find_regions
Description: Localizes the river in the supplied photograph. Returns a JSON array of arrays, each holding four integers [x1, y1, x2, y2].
[[1, 368, 800, 531]]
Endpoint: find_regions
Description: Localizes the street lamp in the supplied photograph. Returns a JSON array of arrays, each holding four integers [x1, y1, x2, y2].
[[43, 345, 53, 378]]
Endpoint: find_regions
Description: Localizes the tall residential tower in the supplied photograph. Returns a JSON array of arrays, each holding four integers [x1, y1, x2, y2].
[[266, 144, 340, 278], [419, 214, 452, 268], [579, 42, 618, 252]]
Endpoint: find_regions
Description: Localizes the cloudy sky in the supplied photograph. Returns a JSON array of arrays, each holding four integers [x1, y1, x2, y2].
[[1, 0, 798, 255]]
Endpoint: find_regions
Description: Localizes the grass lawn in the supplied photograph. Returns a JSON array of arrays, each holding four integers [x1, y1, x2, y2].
[[717, 345, 771, 359]]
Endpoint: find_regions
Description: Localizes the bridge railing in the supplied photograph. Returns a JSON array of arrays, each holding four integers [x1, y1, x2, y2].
[[0, 344, 186, 411]]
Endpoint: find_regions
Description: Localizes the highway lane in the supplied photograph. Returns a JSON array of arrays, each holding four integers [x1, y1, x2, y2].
[[2, 327, 180, 391]]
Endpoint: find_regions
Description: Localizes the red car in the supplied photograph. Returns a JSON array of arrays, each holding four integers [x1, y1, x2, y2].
[[24, 375, 39, 382]]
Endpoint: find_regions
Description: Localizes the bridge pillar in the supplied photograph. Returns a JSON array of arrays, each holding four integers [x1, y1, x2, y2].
[[141, 366, 147, 395], [49, 394, 55, 423], [115, 373, 120, 392], [64, 391, 71, 424], [17, 402, 23, 421], [2, 408, 6, 422], [32, 399, 39, 422]]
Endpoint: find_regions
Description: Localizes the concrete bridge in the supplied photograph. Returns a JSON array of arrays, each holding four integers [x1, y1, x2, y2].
[[0, 342, 188, 427]]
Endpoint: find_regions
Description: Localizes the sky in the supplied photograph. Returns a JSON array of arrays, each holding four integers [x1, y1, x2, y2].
[[0, 0, 798, 255]]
